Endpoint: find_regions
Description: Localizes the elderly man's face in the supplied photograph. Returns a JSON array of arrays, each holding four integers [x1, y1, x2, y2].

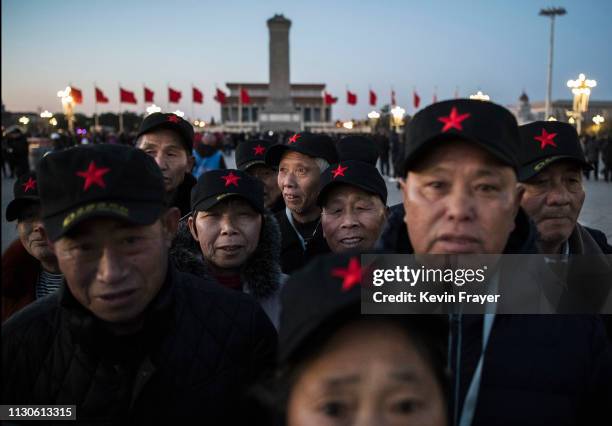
[[188, 198, 262, 272], [520, 161, 585, 250], [247, 164, 282, 209], [50, 209, 179, 327], [17, 202, 56, 264], [137, 129, 194, 193], [401, 141, 522, 254], [322, 185, 387, 253], [278, 151, 321, 217]]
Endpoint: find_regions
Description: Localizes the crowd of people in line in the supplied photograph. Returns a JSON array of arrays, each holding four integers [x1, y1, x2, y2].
[[2, 99, 612, 425]]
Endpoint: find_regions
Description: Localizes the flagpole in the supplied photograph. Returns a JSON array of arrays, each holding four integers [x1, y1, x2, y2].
[[118, 82, 124, 134], [191, 83, 195, 122], [93, 82, 99, 135], [166, 83, 169, 112], [238, 84, 242, 131]]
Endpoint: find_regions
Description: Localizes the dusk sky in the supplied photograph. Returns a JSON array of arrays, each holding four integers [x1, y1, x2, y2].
[[2, 0, 611, 121]]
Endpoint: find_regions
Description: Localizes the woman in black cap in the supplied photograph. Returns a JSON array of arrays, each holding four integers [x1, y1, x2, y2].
[[265, 253, 448, 425], [171, 168, 284, 328]]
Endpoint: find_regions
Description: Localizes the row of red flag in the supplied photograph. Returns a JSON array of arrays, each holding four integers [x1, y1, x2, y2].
[[71, 86, 436, 108]]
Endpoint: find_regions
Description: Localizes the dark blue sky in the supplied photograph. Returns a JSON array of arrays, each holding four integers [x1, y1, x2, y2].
[[2, 0, 611, 121]]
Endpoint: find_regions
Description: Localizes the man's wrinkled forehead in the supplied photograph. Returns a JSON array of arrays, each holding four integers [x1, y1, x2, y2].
[[409, 139, 515, 178], [279, 150, 317, 167]]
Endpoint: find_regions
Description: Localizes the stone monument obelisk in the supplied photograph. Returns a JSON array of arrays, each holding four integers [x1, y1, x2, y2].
[[260, 14, 300, 131]]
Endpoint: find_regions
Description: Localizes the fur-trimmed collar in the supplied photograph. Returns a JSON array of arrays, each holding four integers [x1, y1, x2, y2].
[[170, 211, 283, 299]]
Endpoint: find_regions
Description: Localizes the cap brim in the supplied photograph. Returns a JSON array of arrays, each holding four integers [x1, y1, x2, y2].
[[403, 134, 516, 177], [518, 155, 593, 182], [266, 144, 318, 167], [193, 193, 264, 215], [238, 159, 267, 171], [317, 181, 386, 206], [44, 200, 163, 241], [5, 197, 39, 221]]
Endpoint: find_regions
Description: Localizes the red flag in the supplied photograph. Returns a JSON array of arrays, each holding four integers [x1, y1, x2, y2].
[[240, 88, 251, 104], [193, 87, 204, 104], [214, 88, 227, 104], [391, 89, 396, 106], [71, 86, 83, 104], [169, 87, 182, 103], [95, 87, 109, 104], [119, 87, 137, 104], [347, 90, 357, 105], [144, 87, 154, 103], [413, 90, 421, 109], [369, 90, 377, 106], [324, 92, 338, 105]]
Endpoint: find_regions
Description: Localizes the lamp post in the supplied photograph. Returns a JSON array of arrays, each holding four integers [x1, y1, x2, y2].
[[40, 110, 53, 134], [367, 110, 380, 133], [539, 7, 566, 119], [390, 105, 405, 133], [146, 104, 162, 115], [469, 90, 490, 101], [567, 73, 597, 135], [593, 114, 605, 137], [57, 86, 75, 133], [18, 116, 30, 132], [172, 110, 185, 118]]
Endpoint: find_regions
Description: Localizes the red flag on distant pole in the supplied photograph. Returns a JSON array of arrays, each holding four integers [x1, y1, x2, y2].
[[391, 89, 397, 106], [240, 87, 251, 104], [324, 92, 338, 105], [214, 88, 227, 104], [369, 90, 377, 106], [192, 87, 204, 104], [169, 87, 182, 103], [119, 87, 137, 104], [144, 87, 154, 103], [70, 86, 83, 104], [95, 87, 109, 103], [413, 90, 421, 109], [347, 90, 357, 105]]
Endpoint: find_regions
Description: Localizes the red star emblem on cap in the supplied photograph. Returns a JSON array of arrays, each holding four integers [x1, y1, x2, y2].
[[76, 161, 111, 191], [332, 257, 362, 292], [253, 144, 266, 155], [221, 171, 241, 187], [332, 164, 348, 179], [22, 177, 37, 192], [437, 107, 471, 132], [167, 114, 180, 123], [533, 129, 558, 150], [288, 133, 301, 144]]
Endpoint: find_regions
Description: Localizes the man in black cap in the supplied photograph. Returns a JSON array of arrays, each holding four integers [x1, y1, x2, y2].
[[399, 99, 612, 426], [518, 121, 611, 254], [265, 132, 337, 273], [317, 138, 388, 253], [2, 172, 63, 322], [2, 144, 277, 423], [135, 112, 196, 216], [235, 139, 285, 213]]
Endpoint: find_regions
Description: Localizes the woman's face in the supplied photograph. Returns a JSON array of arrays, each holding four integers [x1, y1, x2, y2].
[[287, 320, 446, 426]]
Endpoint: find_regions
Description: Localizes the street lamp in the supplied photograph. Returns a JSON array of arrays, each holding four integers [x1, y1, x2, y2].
[[146, 104, 162, 115], [342, 120, 354, 130], [57, 86, 75, 133], [567, 73, 597, 135], [469, 91, 490, 101], [173, 110, 185, 118], [40, 110, 53, 119], [539, 7, 566, 119], [18, 116, 30, 127], [593, 114, 605, 137], [367, 110, 380, 132], [49, 117, 58, 127], [390, 105, 405, 133]]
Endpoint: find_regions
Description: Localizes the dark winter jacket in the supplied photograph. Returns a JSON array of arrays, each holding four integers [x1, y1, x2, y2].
[[171, 211, 285, 328], [2, 263, 277, 424], [2, 239, 44, 322], [275, 208, 330, 274], [170, 173, 196, 217]]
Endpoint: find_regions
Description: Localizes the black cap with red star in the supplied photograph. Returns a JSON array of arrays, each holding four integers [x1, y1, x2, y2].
[[37, 144, 166, 241], [402, 99, 520, 176], [279, 253, 364, 363], [336, 135, 379, 165], [265, 131, 338, 167], [5, 171, 40, 221], [136, 112, 194, 154], [518, 121, 592, 182], [190, 169, 264, 214], [235, 139, 277, 171], [317, 160, 388, 206]]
